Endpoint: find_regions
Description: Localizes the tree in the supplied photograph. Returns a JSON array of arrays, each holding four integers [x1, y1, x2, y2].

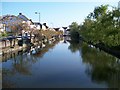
[[80, 4, 120, 47], [69, 22, 80, 40]]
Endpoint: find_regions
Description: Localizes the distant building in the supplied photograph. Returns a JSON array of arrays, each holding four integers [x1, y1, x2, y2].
[[0, 22, 11, 32], [62, 27, 67, 36], [49, 27, 56, 31], [59, 27, 64, 32], [34, 22, 42, 30], [33, 22, 49, 30], [53, 28, 60, 31], [42, 23, 49, 30]]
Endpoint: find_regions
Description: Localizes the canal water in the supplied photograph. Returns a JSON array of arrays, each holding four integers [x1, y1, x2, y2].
[[2, 39, 120, 88]]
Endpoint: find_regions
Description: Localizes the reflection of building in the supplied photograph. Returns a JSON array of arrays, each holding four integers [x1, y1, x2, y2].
[[66, 29, 70, 36], [62, 27, 70, 36], [63, 35, 71, 43]]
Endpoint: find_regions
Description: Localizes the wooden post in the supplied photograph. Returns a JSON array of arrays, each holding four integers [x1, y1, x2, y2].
[[10, 40, 12, 48], [13, 39, 15, 47], [5, 40, 6, 48]]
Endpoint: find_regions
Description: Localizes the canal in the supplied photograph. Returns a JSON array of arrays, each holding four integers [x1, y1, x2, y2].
[[2, 38, 120, 88]]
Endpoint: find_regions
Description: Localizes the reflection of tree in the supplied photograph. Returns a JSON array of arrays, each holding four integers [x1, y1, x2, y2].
[[2, 40, 61, 88], [3, 53, 39, 88], [81, 42, 120, 88], [2, 68, 16, 88], [68, 40, 82, 53], [11, 54, 37, 75], [3, 39, 60, 76], [3, 79, 16, 88], [35, 40, 60, 57]]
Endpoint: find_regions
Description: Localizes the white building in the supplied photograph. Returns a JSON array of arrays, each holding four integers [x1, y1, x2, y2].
[[21, 20, 36, 37], [34, 22, 42, 30], [42, 23, 48, 30], [0, 23, 5, 32], [59, 27, 64, 32], [42, 24, 47, 30]]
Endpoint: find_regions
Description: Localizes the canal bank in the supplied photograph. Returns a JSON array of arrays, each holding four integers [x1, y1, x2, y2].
[[86, 41, 120, 59], [0, 36, 62, 62], [78, 36, 120, 59]]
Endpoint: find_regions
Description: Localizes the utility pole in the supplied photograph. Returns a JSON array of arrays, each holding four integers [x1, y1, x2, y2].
[[35, 12, 40, 23], [118, 1, 120, 9]]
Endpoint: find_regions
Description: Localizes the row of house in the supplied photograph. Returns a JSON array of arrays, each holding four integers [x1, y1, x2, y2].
[[18, 13, 49, 31], [0, 13, 49, 34], [0, 13, 71, 37], [17, 13, 69, 33]]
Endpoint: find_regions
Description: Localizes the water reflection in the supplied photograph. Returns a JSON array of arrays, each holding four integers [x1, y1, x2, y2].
[[2, 52, 38, 88], [2, 38, 120, 88], [35, 40, 60, 57], [2, 39, 60, 88], [68, 40, 120, 88], [68, 40, 82, 53], [80, 43, 120, 88]]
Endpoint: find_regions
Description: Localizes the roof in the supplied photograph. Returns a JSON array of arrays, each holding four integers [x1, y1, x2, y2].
[[66, 29, 70, 31], [34, 22, 42, 25], [53, 28, 60, 31], [62, 27, 67, 29], [17, 13, 29, 21]]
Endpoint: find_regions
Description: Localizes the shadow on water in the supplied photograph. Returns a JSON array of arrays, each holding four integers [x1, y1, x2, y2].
[[68, 40, 120, 88]]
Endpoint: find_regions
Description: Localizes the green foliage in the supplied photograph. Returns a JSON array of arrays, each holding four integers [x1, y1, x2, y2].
[[81, 43, 120, 88], [80, 5, 120, 47], [69, 22, 80, 40], [68, 40, 82, 53], [0, 31, 8, 38]]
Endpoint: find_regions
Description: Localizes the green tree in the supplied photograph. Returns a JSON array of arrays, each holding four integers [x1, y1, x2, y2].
[[69, 22, 80, 40], [80, 5, 120, 47]]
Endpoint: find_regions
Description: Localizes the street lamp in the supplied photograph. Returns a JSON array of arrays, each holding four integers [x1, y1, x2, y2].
[[118, 1, 120, 9], [35, 12, 40, 23]]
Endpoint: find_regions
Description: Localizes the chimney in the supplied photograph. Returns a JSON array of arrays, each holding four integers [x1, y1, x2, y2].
[[19, 13, 22, 15], [29, 19, 32, 21], [43, 23, 46, 26]]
